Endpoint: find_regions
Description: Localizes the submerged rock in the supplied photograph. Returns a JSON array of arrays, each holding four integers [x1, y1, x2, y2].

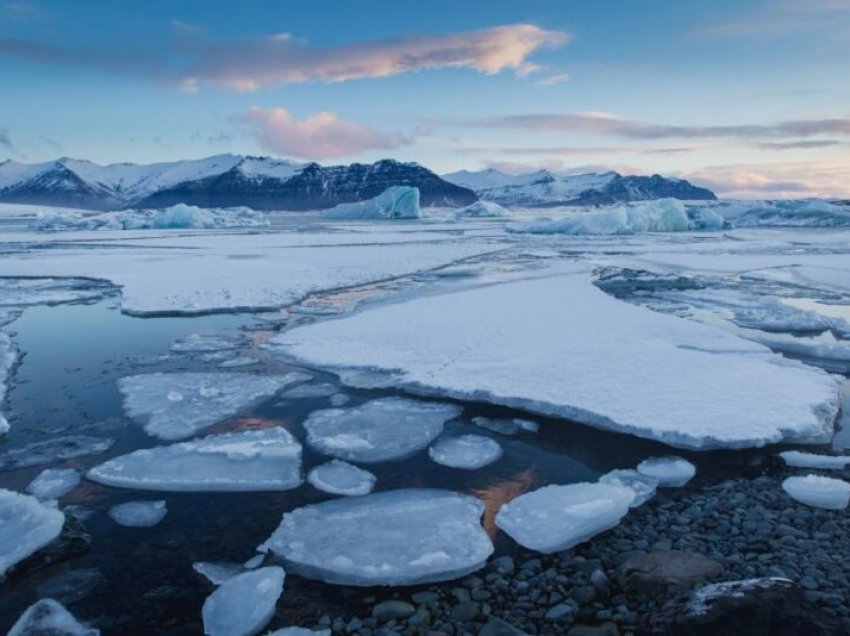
[[617, 550, 724, 599]]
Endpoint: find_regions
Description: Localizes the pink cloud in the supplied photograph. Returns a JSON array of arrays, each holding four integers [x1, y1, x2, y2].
[[243, 106, 408, 160], [679, 160, 850, 198]]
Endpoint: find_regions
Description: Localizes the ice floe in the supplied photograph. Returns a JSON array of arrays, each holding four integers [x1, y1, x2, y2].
[[171, 332, 250, 354], [303, 398, 460, 463], [782, 474, 850, 510], [779, 450, 850, 470], [0, 277, 111, 307], [219, 356, 260, 368], [119, 372, 306, 440], [0, 488, 66, 577], [260, 489, 493, 586], [307, 460, 376, 496], [279, 383, 340, 399], [35, 204, 269, 231], [26, 468, 81, 501], [0, 435, 114, 471], [598, 469, 659, 507], [8, 599, 99, 636], [109, 500, 168, 527], [636, 457, 696, 487], [495, 483, 635, 554], [87, 427, 302, 492], [273, 265, 841, 450], [428, 435, 502, 469], [320, 186, 420, 220], [202, 566, 285, 636], [194, 561, 244, 586]]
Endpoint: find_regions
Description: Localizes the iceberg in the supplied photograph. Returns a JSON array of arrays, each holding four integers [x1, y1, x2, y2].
[[428, 435, 503, 469], [731, 199, 850, 228], [35, 204, 269, 231], [303, 398, 460, 463], [109, 500, 168, 527], [495, 483, 635, 554], [87, 427, 302, 492], [636, 456, 696, 487], [119, 372, 305, 440], [0, 488, 66, 577], [320, 186, 420, 220], [0, 435, 114, 471], [26, 468, 81, 501], [260, 489, 493, 586], [202, 567, 285, 636], [598, 469, 658, 507], [782, 475, 850, 510], [8, 599, 99, 636], [307, 460, 376, 496], [453, 200, 510, 218], [779, 450, 850, 470]]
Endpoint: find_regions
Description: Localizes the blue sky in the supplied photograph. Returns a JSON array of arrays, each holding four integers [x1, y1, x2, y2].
[[1, 0, 848, 197]]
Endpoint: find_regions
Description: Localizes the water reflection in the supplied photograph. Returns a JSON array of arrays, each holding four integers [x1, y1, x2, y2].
[[473, 468, 536, 538]]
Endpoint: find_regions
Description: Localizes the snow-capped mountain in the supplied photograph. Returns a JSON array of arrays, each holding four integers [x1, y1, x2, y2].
[[442, 168, 716, 207], [0, 155, 477, 211]]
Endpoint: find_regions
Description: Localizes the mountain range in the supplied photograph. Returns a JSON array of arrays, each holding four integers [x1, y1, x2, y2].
[[0, 155, 716, 211]]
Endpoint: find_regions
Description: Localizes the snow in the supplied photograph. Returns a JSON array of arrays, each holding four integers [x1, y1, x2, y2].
[[35, 204, 269, 231], [8, 599, 99, 636], [302, 398, 461, 463], [779, 450, 850, 470], [194, 561, 244, 586], [272, 264, 841, 450], [0, 488, 66, 577], [782, 474, 850, 510], [307, 460, 376, 496], [87, 427, 302, 492], [260, 489, 493, 586], [26, 468, 81, 500], [119, 372, 305, 440], [0, 435, 114, 471], [171, 333, 251, 354], [109, 500, 168, 527], [495, 482, 635, 554], [428, 435, 503, 469], [636, 457, 696, 487], [598, 469, 658, 507], [202, 566, 285, 636], [320, 186, 420, 220]]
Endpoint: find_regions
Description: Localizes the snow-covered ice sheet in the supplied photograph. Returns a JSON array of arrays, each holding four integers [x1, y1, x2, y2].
[[202, 567, 285, 636], [495, 483, 635, 553], [307, 460, 376, 496], [119, 372, 305, 440], [779, 450, 850, 470], [302, 398, 460, 463], [26, 468, 81, 500], [0, 488, 66, 577], [320, 186, 420, 220], [636, 456, 696, 487], [260, 489, 493, 586], [109, 500, 168, 527], [428, 435, 502, 469], [87, 427, 302, 492], [599, 469, 658, 507], [782, 474, 850, 509], [273, 264, 841, 450], [8, 599, 99, 636]]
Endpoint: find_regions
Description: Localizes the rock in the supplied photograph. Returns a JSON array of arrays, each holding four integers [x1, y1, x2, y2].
[[411, 591, 439, 605], [545, 604, 575, 621], [572, 586, 596, 604], [372, 601, 415, 622], [450, 601, 480, 622], [568, 624, 621, 636], [480, 617, 527, 635], [407, 608, 431, 628], [617, 550, 723, 598]]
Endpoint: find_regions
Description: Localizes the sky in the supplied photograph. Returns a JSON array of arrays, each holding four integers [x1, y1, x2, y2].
[[0, 0, 849, 198]]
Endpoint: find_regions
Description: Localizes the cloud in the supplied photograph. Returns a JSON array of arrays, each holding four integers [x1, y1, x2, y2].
[[482, 159, 642, 176], [536, 72, 570, 86], [1, 1, 47, 22], [680, 160, 850, 198], [0, 127, 14, 153], [0, 23, 568, 91], [698, 0, 850, 40], [755, 140, 844, 150], [242, 106, 409, 159]]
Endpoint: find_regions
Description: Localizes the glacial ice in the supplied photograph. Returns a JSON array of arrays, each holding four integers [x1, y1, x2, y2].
[[636, 457, 696, 487], [8, 599, 99, 636], [730, 199, 850, 228], [87, 427, 302, 492], [35, 204, 269, 231], [0, 488, 66, 577], [303, 398, 461, 463], [453, 200, 510, 218], [260, 489, 493, 586], [307, 460, 376, 496], [119, 372, 305, 440], [0, 436, 115, 471], [26, 468, 81, 501], [194, 561, 244, 586], [428, 435, 503, 469], [782, 474, 850, 510], [171, 333, 250, 354], [598, 469, 658, 507], [202, 567, 285, 636], [320, 186, 420, 220], [779, 450, 850, 470], [109, 500, 168, 527], [495, 483, 635, 554]]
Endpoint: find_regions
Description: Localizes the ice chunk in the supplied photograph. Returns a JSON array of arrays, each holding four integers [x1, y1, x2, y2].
[[598, 469, 658, 507], [8, 599, 99, 636], [279, 383, 340, 399], [303, 398, 460, 463], [171, 333, 250, 354], [454, 200, 510, 218], [87, 427, 302, 492], [26, 468, 81, 501], [636, 456, 696, 487], [219, 356, 260, 369], [329, 393, 349, 406], [0, 488, 66, 577], [307, 460, 376, 496], [428, 435, 502, 470], [194, 561, 244, 586], [320, 186, 420, 220], [472, 416, 521, 436], [782, 474, 850, 510], [260, 489, 493, 586], [243, 554, 264, 569], [495, 483, 634, 554], [109, 500, 167, 527], [119, 372, 305, 440], [35, 204, 269, 231], [0, 436, 114, 471], [512, 199, 693, 235], [779, 450, 850, 470], [202, 566, 285, 636]]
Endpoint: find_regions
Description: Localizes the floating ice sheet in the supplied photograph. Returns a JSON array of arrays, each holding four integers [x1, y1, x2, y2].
[[201, 567, 285, 636], [0, 488, 66, 577], [0, 436, 114, 471], [109, 500, 168, 527], [428, 435, 502, 470], [307, 460, 376, 496], [170, 333, 250, 354], [779, 450, 850, 470], [8, 599, 99, 636], [782, 475, 850, 510], [636, 456, 696, 487], [26, 468, 80, 501]]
